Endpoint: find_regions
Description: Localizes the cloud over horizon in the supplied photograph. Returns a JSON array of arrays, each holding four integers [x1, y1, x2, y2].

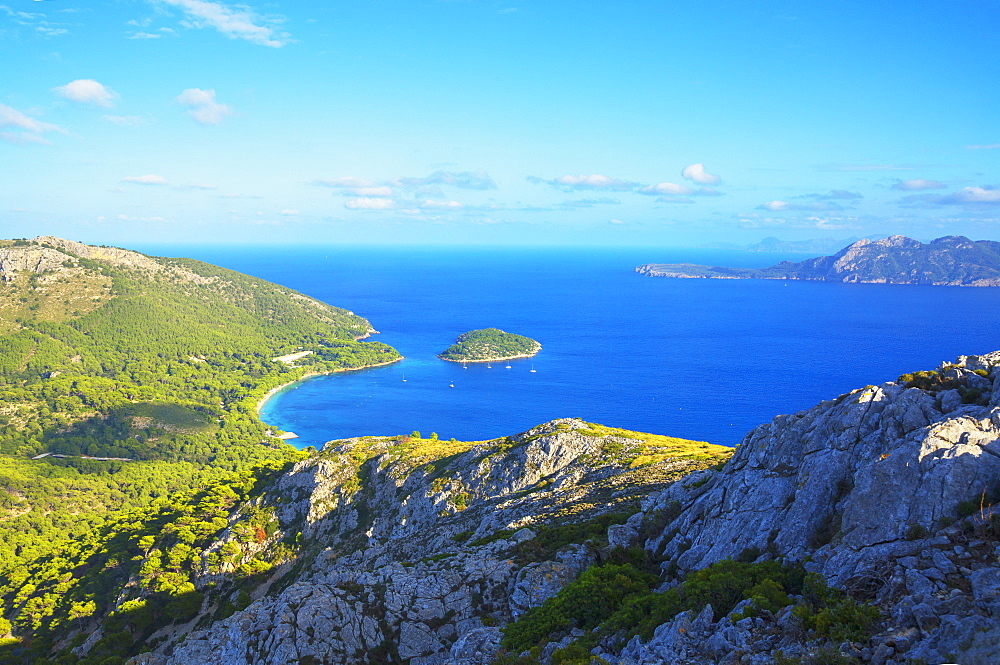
[[904, 186, 1000, 206], [527, 174, 638, 191], [757, 200, 846, 212]]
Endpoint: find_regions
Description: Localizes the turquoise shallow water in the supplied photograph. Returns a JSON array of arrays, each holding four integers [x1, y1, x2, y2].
[[143, 245, 1000, 448]]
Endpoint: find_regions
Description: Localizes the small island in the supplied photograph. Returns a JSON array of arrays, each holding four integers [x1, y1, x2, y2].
[[438, 328, 541, 362]]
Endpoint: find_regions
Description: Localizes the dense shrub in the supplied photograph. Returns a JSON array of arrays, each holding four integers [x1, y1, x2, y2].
[[500, 564, 656, 652]]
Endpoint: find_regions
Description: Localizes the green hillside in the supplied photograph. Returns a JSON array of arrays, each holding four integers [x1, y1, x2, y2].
[[0, 237, 400, 582]]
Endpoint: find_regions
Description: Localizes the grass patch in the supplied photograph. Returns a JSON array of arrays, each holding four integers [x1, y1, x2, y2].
[[574, 422, 731, 467], [126, 402, 215, 433]]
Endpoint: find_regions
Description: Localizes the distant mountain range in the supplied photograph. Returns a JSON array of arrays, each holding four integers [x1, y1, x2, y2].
[[638, 235, 1000, 286]]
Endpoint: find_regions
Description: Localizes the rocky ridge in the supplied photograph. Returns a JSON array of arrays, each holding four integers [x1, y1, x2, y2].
[[637, 235, 1000, 286], [0, 236, 211, 285], [121, 422, 726, 665], [121, 353, 1000, 665]]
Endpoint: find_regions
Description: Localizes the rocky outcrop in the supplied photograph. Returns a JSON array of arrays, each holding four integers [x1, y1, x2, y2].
[[126, 420, 727, 665], [0, 245, 77, 282], [34, 236, 165, 272], [0, 237, 214, 285], [123, 352, 1000, 665], [637, 350, 1000, 664], [637, 235, 1000, 286]]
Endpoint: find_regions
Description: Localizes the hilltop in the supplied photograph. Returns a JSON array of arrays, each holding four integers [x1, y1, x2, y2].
[[637, 235, 1000, 286], [0, 237, 399, 581]]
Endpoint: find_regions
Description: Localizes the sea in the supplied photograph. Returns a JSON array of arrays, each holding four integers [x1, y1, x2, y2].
[[142, 245, 1000, 449]]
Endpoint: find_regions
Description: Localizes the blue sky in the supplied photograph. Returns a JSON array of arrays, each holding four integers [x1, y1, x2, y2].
[[2, 0, 998, 246]]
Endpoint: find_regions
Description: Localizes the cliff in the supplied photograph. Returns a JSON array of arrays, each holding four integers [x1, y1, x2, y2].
[[113, 352, 1000, 665], [637, 235, 1000, 286]]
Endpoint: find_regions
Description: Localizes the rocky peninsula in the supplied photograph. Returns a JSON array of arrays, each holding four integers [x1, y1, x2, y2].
[[637, 235, 1000, 286], [439, 327, 541, 362]]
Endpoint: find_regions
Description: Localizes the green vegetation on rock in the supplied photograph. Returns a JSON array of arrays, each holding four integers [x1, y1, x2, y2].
[[438, 327, 541, 362], [500, 558, 880, 659]]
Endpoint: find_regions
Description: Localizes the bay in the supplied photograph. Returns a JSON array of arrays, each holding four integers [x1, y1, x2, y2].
[[142, 245, 1000, 448]]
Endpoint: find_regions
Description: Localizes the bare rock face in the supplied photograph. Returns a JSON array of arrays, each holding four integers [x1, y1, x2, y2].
[[642, 351, 1000, 664], [647, 353, 1000, 579], [34, 236, 165, 272], [129, 419, 723, 665], [0, 237, 215, 285], [0, 245, 76, 281]]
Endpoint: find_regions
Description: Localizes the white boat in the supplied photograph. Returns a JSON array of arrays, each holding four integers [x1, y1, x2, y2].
[[530, 364, 536, 373]]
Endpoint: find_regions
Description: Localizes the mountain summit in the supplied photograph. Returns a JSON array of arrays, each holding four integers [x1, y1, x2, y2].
[[637, 235, 1000, 286]]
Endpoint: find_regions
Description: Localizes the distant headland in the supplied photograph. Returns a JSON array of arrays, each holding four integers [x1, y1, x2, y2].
[[636, 235, 1000, 286], [438, 328, 541, 362]]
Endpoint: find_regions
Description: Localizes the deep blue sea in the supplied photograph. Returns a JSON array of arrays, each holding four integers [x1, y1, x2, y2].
[[142, 245, 1000, 448]]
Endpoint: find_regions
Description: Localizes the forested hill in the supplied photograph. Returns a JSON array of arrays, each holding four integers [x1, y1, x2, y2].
[[637, 235, 1000, 286], [0, 237, 400, 592]]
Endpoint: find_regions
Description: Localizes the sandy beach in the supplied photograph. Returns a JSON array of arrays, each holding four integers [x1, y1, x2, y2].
[[255, 357, 403, 414]]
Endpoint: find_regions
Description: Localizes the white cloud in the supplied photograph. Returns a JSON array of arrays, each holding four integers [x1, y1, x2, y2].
[[942, 187, 1000, 204], [736, 214, 860, 231], [796, 189, 863, 200], [900, 186, 1000, 207], [639, 182, 694, 196], [528, 174, 637, 191], [1, 5, 69, 36], [394, 170, 496, 190], [966, 144, 1000, 150], [353, 186, 394, 197], [175, 88, 232, 125], [608, 218, 625, 225], [122, 174, 168, 185], [756, 200, 845, 212], [54, 79, 118, 107], [891, 178, 946, 191], [157, 0, 289, 47], [0, 103, 66, 144], [280, 209, 299, 215], [558, 174, 631, 189], [681, 163, 720, 185], [344, 197, 396, 210], [420, 200, 463, 210]]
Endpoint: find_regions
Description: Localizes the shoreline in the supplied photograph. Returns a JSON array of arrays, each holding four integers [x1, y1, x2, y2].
[[438, 348, 541, 364], [255, 357, 403, 415]]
